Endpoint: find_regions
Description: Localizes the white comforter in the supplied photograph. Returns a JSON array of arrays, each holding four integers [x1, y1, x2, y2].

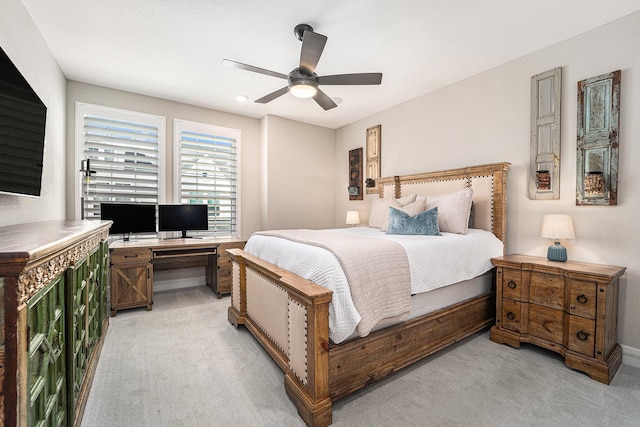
[[244, 227, 503, 343]]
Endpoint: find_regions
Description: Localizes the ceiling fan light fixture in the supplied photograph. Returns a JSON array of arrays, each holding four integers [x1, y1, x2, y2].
[[289, 80, 318, 99]]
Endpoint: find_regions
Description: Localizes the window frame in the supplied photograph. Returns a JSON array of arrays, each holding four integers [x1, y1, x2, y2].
[[74, 102, 166, 221], [173, 118, 241, 237]]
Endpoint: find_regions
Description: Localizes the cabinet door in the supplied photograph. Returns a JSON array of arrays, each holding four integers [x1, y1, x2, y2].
[[66, 256, 89, 415], [110, 248, 152, 315], [86, 245, 102, 357], [27, 274, 67, 427]]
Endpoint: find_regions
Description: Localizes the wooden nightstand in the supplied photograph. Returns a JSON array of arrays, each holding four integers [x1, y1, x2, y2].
[[490, 254, 626, 384]]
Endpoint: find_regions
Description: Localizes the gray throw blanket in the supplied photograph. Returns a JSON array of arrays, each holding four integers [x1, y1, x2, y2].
[[254, 229, 411, 337]]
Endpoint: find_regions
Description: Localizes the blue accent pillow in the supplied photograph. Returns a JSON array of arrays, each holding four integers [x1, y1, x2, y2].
[[386, 207, 441, 236]]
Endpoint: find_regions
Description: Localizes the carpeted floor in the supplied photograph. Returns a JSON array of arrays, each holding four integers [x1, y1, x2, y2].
[[82, 286, 640, 427]]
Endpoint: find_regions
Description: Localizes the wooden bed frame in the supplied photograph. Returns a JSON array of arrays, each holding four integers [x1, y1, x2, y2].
[[227, 162, 510, 426]]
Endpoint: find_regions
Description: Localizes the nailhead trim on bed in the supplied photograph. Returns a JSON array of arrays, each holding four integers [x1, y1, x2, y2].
[[288, 298, 309, 385], [246, 269, 287, 354]]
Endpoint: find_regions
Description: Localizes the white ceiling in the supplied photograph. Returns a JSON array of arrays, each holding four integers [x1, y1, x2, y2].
[[20, 0, 640, 129]]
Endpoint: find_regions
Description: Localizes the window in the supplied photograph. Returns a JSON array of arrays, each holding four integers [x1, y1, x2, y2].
[[76, 103, 165, 220], [174, 119, 240, 236]]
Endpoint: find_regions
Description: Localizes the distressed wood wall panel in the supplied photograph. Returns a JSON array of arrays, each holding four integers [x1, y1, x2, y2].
[[530, 67, 561, 200], [576, 70, 620, 206]]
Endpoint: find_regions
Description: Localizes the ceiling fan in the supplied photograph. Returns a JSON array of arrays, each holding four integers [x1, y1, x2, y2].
[[222, 24, 382, 110]]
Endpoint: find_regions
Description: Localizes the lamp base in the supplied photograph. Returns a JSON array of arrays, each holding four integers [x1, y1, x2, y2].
[[547, 242, 567, 262]]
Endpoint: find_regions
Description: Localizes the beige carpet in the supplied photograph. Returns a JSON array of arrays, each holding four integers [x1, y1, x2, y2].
[[82, 286, 640, 427]]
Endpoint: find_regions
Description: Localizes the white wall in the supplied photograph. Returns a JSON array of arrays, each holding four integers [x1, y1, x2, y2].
[[260, 115, 336, 230], [0, 0, 67, 226], [336, 12, 640, 350], [66, 81, 262, 239]]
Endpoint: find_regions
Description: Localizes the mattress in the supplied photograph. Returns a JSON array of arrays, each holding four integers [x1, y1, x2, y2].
[[244, 227, 503, 343]]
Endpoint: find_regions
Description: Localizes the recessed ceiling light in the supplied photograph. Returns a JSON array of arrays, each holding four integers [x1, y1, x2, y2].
[[331, 97, 343, 105], [235, 95, 249, 102]]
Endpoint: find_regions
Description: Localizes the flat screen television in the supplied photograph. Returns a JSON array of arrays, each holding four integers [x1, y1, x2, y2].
[[0, 46, 47, 197], [100, 203, 157, 240], [158, 204, 209, 238]]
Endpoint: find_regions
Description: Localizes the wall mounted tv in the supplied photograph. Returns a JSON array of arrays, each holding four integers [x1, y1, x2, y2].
[[158, 204, 209, 238], [0, 46, 47, 197], [100, 203, 157, 240]]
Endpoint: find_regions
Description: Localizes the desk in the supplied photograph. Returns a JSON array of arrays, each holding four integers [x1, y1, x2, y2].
[[109, 237, 245, 315]]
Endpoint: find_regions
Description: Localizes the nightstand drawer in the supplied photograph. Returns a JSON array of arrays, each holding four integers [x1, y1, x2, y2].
[[568, 316, 595, 357], [528, 304, 563, 345], [502, 268, 522, 301], [501, 299, 521, 332], [569, 280, 597, 320], [529, 272, 563, 310]]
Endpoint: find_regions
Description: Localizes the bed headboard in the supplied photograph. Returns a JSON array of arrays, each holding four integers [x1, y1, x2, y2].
[[376, 162, 510, 247]]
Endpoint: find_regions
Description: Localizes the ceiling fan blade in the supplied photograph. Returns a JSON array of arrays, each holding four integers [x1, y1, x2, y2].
[[221, 59, 288, 80], [317, 73, 383, 85], [313, 89, 338, 111], [299, 31, 327, 74], [255, 86, 289, 104]]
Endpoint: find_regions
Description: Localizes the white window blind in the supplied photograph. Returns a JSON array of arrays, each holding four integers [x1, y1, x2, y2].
[[175, 119, 239, 236], [77, 103, 165, 220]]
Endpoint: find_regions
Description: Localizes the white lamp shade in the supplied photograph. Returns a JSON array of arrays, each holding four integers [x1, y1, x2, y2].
[[346, 210, 360, 225], [541, 214, 575, 239]]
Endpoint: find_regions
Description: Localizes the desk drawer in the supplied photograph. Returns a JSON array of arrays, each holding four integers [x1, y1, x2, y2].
[[110, 248, 151, 265]]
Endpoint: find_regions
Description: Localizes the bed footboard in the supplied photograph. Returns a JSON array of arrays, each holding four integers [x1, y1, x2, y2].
[[227, 248, 334, 426]]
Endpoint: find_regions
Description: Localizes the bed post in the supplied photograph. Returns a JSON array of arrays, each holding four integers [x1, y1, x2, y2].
[[284, 288, 333, 426], [227, 251, 246, 326]]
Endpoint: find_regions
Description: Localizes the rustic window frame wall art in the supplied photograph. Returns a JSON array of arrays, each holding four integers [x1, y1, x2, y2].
[[576, 70, 621, 206], [348, 147, 363, 200], [365, 125, 381, 194], [529, 67, 562, 200]]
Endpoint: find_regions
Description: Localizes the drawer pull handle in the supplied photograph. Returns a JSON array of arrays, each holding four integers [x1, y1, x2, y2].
[[506, 312, 515, 320], [124, 254, 139, 258], [576, 331, 589, 341], [576, 294, 588, 304], [507, 280, 517, 289]]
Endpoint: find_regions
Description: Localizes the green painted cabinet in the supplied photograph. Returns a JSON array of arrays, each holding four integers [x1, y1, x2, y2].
[[0, 220, 112, 427]]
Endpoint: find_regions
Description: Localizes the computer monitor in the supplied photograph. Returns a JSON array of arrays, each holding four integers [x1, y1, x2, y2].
[[100, 203, 157, 240], [158, 204, 209, 238]]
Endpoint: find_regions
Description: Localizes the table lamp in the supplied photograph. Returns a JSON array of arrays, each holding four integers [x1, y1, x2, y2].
[[346, 210, 360, 226], [541, 214, 575, 262]]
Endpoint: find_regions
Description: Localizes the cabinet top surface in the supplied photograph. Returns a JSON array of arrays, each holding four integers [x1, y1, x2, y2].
[[109, 236, 245, 251], [0, 220, 112, 265], [492, 254, 626, 279]]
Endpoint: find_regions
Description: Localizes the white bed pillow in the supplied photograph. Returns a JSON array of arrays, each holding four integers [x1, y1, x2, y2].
[[425, 188, 474, 234], [380, 198, 427, 231], [368, 194, 417, 228]]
